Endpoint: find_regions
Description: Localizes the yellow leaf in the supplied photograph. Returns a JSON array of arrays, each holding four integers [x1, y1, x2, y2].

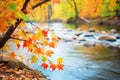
[[14, 39, 20, 45], [32, 34, 39, 41], [51, 33, 58, 41], [42, 39, 48, 46], [37, 28, 42, 38], [28, 44, 34, 52], [19, 21, 26, 28], [19, 54, 24, 61], [2, 45, 9, 51], [30, 55, 38, 63], [57, 57, 63, 64], [45, 50, 54, 57], [17, 30, 25, 37]]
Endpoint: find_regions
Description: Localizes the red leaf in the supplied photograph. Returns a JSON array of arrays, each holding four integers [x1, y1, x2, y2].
[[57, 63, 64, 70], [41, 63, 48, 70], [28, 38, 32, 44], [42, 30, 48, 37], [23, 41, 28, 47], [10, 52, 16, 59], [50, 63, 57, 71], [23, 38, 32, 48], [17, 43, 20, 49]]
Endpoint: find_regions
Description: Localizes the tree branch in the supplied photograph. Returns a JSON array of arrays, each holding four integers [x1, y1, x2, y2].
[[0, 19, 23, 49], [10, 37, 26, 41], [32, 0, 51, 10], [21, 0, 30, 13], [0, 0, 51, 49]]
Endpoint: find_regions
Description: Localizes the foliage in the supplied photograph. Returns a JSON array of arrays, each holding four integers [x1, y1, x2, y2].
[[0, 0, 64, 71], [51, 0, 119, 20]]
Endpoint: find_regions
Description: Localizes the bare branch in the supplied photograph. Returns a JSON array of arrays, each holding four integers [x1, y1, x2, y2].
[[30, 22, 39, 28]]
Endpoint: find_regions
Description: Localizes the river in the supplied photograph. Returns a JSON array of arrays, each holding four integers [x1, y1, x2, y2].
[[31, 23, 120, 80]]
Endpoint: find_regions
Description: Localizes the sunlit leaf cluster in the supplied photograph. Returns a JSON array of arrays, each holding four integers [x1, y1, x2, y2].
[[0, 0, 63, 71]]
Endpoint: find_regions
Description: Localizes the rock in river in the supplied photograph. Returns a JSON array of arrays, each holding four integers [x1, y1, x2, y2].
[[98, 35, 116, 42]]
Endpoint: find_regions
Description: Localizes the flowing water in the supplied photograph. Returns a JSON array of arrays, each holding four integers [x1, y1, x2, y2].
[[31, 23, 120, 80]]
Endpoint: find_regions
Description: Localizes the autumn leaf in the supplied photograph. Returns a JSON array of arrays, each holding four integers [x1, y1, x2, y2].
[[2, 45, 9, 51], [19, 21, 26, 28], [28, 44, 34, 52], [57, 57, 63, 64], [34, 48, 42, 55], [42, 30, 48, 37], [0, 18, 8, 32], [49, 41, 56, 48], [19, 54, 24, 61], [30, 55, 38, 63], [17, 43, 20, 49], [51, 34, 58, 41], [42, 39, 48, 46], [50, 62, 57, 71], [14, 40, 21, 49], [23, 41, 29, 48], [45, 50, 54, 57], [8, 11, 16, 20], [41, 63, 48, 70], [37, 28, 42, 38], [38, 47, 45, 54], [10, 52, 16, 59], [52, 0, 60, 4], [23, 38, 32, 48], [57, 63, 64, 70], [32, 34, 39, 41], [41, 56, 48, 62]]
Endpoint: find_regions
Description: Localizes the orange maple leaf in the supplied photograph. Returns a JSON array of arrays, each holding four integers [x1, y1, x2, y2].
[[0, 18, 8, 32], [42, 39, 48, 46], [17, 43, 20, 49], [8, 11, 16, 20], [57, 63, 64, 70], [41, 63, 48, 70], [49, 41, 56, 48], [10, 52, 16, 59], [34, 48, 43, 55], [50, 62, 57, 71], [45, 50, 54, 57]]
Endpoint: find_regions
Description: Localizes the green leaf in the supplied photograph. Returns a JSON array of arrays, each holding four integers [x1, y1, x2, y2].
[[30, 55, 38, 63], [8, 3, 16, 11], [42, 56, 48, 62]]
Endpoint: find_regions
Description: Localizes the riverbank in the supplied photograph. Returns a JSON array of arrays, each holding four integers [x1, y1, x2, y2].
[[94, 16, 120, 27], [66, 16, 120, 27], [0, 55, 47, 80]]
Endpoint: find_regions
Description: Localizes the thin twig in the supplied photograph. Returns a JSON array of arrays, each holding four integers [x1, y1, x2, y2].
[[10, 37, 26, 41]]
